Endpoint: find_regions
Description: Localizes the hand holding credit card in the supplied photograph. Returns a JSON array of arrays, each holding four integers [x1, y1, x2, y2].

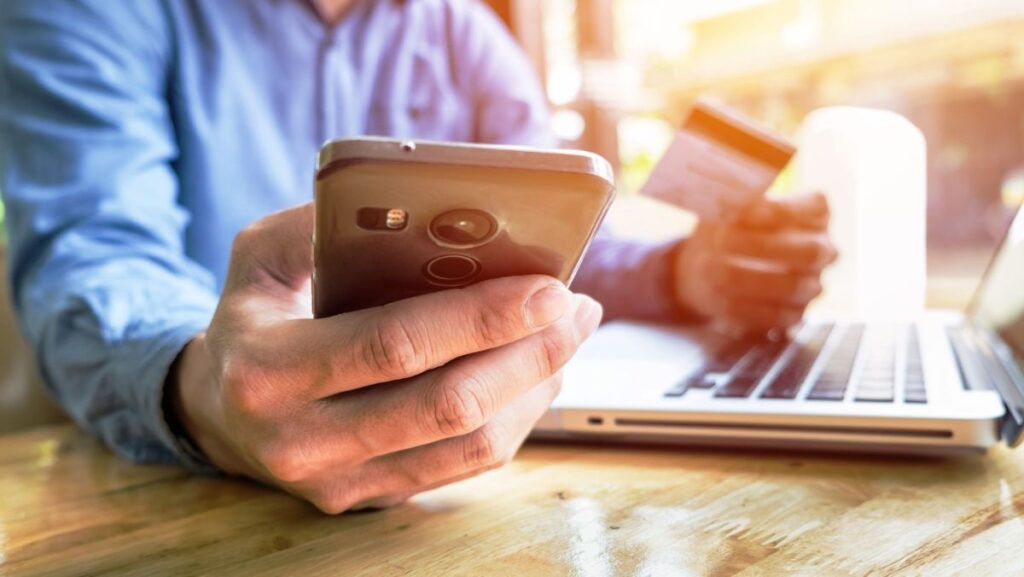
[[641, 99, 797, 222]]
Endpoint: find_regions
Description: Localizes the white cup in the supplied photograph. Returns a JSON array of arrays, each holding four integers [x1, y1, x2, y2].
[[794, 107, 927, 320]]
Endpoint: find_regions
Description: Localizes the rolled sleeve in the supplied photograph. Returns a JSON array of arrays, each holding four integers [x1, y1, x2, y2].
[[573, 231, 697, 323], [0, 1, 218, 469], [34, 273, 218, 469]]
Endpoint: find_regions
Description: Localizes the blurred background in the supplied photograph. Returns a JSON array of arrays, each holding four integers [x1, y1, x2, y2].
[[486, 0, 1024, 305], [1, 0, 1023, 299]]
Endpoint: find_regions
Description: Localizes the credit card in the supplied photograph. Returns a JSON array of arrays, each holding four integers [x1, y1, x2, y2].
[[640, 99, 797, 222]]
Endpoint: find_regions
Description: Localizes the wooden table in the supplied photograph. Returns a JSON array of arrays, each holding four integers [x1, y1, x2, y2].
[[2, 424, 1023, 576]]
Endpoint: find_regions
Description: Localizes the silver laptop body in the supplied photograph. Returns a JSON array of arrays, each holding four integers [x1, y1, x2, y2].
[[535, 206, 1024, 455]]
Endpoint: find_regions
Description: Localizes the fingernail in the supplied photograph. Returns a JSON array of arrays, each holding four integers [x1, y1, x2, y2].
[[525, 284, 572, 328], [573, 296, 603, 338]]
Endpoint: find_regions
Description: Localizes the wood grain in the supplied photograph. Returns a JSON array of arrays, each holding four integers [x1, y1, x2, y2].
[[1, 424, 1022, 577]]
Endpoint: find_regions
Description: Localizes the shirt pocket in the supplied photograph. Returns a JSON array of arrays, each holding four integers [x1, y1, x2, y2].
[[369, 51, 471, 142]]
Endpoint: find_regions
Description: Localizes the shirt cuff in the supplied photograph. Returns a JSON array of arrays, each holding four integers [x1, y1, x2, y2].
[[574, 235, 700, 323], [120, 317, 221, 474]]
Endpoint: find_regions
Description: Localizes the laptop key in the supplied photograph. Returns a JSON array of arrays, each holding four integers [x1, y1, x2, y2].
[[761, 324, 834, 399], [806, 386, 846, 401], [663, 383, 686, 397], [856, 387, 895, 402], [665, 365, 727, 397], [706, 338, 760, 372], [807, 324, 864, 401], [854, 327, 898, 403], [664, 374, 707, 397], [714, 339, 789, 398], [904, 326, 927, 403], [688, 374, 718, 389], [904, 388, 927, 404], [714, 375, 762, 398]]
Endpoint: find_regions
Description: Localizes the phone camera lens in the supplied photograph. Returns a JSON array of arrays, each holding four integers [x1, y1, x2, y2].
[[424, 254, 481, 286], [429, 209, 498, 247]]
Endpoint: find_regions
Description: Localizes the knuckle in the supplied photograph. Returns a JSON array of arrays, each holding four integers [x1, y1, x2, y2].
[[312, 499, 347, 515], [825, 242, 840, 265], [537, 325, 578, 375], [463, 424, 511, 470], [808, 279, 824, 298], [228, 227, 270, 280], [312, 484, 361, 515], [794, 240, 818, 264], [362, 314, 426, 378], [472, 300, 520, 348], [346, 422, 379, 461], [429, 376, 489, 437], [779, 308, 803, 327], [791, 277, 822, 304], [816, 194, 832, 217], [258, 442, 312, 484], [783, 275, 803, 295], [396, 463, 430, 489], [812, 238, 834, 265], [230, 225, 259, 257], [220, 361, 267, 415]]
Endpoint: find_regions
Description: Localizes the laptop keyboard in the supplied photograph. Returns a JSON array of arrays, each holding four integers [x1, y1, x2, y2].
[[662, 337, 760, 396], [665, 323, 929, 404]]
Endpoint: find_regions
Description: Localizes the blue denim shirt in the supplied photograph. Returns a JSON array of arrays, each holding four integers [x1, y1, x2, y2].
[[0, 0, 681, 469]]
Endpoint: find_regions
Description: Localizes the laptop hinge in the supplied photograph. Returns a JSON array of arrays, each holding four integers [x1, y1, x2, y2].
[[959, 322, 1024, 447]]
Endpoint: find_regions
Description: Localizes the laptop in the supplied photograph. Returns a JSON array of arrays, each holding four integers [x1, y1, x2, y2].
[[534, 204, 1024, 455]]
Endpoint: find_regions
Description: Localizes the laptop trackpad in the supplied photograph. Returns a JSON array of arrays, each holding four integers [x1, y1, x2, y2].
[[556, 322, 712, 406], [573, 321, 711, 363]]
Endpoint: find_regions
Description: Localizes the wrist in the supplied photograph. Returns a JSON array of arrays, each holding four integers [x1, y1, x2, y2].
[[169, 334, 242, 475], [668, 239, 709, 322]]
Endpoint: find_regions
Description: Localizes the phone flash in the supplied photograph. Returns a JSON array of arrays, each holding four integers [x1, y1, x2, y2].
[[385, 209, 407, 229], [356, 207, 408, 231]]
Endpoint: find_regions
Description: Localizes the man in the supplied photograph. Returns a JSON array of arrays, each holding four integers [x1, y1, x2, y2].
[[0, 0, 835, 513]]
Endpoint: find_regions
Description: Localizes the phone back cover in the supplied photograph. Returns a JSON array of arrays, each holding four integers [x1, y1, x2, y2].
[[314, 161, 614, 317]]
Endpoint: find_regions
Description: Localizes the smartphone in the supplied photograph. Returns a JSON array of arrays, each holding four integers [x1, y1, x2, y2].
[[312, 137, 616, 318]]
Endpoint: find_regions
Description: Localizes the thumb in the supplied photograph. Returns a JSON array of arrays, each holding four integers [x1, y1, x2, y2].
[[225, 202, 315, 293]]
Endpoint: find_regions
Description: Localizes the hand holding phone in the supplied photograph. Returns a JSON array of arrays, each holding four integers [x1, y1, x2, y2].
[[170, 202, 603, 513]]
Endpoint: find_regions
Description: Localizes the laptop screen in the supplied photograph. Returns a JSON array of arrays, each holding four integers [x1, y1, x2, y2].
[[970, 204, 1024, 367]]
